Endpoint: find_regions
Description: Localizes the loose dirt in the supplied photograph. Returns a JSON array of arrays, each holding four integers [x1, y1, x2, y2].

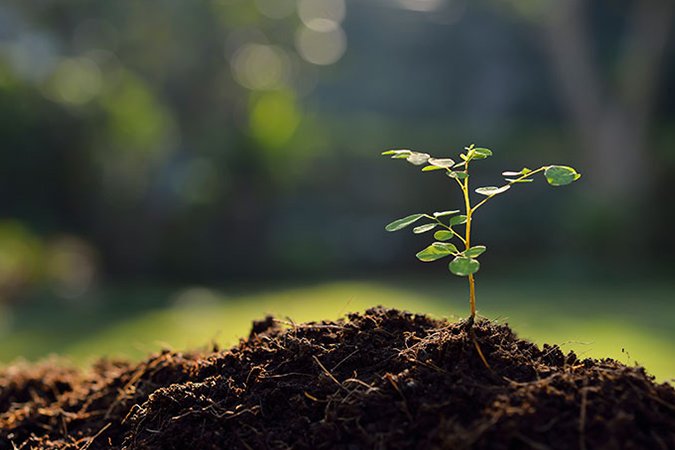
[[1, 307, 673, 449]]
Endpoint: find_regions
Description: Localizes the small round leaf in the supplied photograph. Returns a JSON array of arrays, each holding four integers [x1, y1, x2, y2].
[[385, 214, 424, 232], [475, 185, 511, 196], [449, 215, 468, 226], [416, 242, 458, 262], [449, 257, 480, 276], [544, 165, 581, 186], [382, 149, 409, 156], [501, 168, 531, 177], [433, 210, 460, 217], [447, 171, 468, 180], [382, 149, 412, 160], [505, 178, 533, 183], [464, 245, 486, 258], [433, 230, 454, 241], [422, 165, 446, 172], [471, 147, 493, 159], [413, 223, 437, 234], [428, 158, 455, 168], [406, 152, 431, 165]]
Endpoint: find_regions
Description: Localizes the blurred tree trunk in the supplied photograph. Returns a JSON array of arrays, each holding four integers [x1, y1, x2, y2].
[[543, 0, 674, 205]]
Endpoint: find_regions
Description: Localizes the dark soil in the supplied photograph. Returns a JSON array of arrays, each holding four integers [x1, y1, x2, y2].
[[1, 307, 673, 449]]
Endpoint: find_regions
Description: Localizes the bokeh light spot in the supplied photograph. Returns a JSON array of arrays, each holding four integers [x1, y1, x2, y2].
[[43, 57, 102, 105], [249, 90, 301, 148], [295, 26, 346, 66], [231, 44, 290, 90]]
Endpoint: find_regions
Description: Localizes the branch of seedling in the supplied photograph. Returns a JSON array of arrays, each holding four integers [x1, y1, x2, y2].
[[382, 144, 580, 367]]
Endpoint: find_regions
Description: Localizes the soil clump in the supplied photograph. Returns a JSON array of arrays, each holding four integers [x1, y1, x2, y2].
[[1, 307, 673, 449]]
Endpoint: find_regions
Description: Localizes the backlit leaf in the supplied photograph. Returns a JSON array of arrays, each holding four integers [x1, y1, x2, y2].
[[406, 152, 430, 165], [413, 223, 437, 234], [433, 210, 460, 217], [385, 214, 424, 232], [475, 185, 511, 196], [471, 147, 493, 159], [422, 165, 446, 172], [505, 178, 533, 183], [502, 168, 531, 177], [428, 158, 455, 168], [382, 149, 410, 157], [447, 171, 468, 180], [434, 230, 454, 241], [416, 242, 458, 262], [449, 215, 467, 226], [464, 245, 486, 258], [449, 257, 480, 276], [544, 165, 581, 186]]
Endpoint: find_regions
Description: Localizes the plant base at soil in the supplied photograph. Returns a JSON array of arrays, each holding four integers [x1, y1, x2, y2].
[[1, 307, 673, 449]]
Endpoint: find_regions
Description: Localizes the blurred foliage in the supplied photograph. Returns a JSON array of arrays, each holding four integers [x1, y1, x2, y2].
[[0, 0, 673, 307]]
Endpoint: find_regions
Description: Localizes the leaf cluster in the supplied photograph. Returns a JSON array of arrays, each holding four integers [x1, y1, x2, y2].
[[382, 145, 581, 277]]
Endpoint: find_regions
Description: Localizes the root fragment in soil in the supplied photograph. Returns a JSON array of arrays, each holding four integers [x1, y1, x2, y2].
[[1, 307, 673, 449]]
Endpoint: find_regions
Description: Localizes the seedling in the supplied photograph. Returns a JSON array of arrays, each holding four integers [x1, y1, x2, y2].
[[382, 144, 580, 323]]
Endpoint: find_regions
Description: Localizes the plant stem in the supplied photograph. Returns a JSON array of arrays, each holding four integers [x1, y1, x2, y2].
[[461, 165, 476, 320], [471, 166, 548, 213]]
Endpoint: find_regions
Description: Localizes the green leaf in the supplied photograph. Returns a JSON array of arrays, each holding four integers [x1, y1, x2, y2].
[[447, 171, 468, 180], [459, 153, 468, 161], [544, 165, 581, 186], [382, 149, 431, 166], [505, 178, 533, 183], [449, 215, 467, 226], [421, 165, 446, 172], [475, 185, 511, 196], [416, 242, 458, 262], [382, 149, 410, 157], [452, 161, 466, 169], [413, 223, 437, 234], [428, 158, 455, 168], [449, 257, 480, 276], [406, 152, 430, 165], [385, 214, 425, 232], [472, 147, 493, 159], [433, 210, 460, 217], [464, 245, 487, 258], [502, 168, 531, 177], [433, 230, 454, 241]]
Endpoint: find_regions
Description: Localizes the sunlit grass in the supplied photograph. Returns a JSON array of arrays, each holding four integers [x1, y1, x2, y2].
[[0, 279, 673, 382]]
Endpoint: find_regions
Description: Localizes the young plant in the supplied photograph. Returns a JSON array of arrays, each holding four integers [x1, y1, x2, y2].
[[382, 144, 580, 323]]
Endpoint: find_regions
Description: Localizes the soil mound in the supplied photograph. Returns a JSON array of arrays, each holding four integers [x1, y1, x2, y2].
[[1, 307, 673, 449]]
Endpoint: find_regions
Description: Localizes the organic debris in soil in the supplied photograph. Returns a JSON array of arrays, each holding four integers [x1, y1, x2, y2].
[[1, 307, 674, 449]]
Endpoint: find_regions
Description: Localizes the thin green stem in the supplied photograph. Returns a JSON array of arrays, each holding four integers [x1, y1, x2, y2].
[[452, 230, 466, 245], [461, 162, 476, 319], [431, 217, 466, 244], [471, 166, 547, 213]]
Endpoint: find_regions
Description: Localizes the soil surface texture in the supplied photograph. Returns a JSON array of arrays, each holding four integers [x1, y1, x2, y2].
[[1, 307, 673, 449]]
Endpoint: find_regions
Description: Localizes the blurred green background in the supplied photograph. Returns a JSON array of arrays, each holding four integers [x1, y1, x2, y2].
[[0, 1, 673, 381]]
